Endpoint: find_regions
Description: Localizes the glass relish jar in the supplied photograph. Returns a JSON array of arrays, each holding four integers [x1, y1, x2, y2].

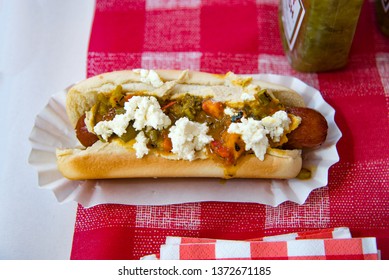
[[279, 0, 364, 72], [376, 0, 389, 36]]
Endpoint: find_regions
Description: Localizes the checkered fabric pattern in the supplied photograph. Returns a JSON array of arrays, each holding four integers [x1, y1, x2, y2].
[[142, 227, 362, 260], [164, 227, 352, 244], [70, 0, 389, 260], [159, 238, 378, 260]]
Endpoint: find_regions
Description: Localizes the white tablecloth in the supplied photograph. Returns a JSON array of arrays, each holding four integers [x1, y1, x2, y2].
[[0, 0, 94, 259]]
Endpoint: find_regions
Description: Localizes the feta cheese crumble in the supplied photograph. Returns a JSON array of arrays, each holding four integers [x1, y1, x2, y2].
[[133, 131, 149, 158], [124, 96, 171, 131], [93, 96, 171, 141], [224, 72, 259, 101], [94, 114, 130, 141], [227, 110, 293, 160], [228, 117, 269, 160], [261, 111, 291, 142], [224, 107, 237, 116], [133, 69, 164, 87], [241, 84, 260, 101], [168, 117, 213, 161]]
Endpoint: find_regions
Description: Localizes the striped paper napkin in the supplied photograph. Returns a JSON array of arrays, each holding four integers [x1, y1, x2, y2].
[[141, 228, 379, 260]]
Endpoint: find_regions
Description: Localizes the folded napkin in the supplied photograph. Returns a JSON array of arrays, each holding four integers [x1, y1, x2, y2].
[[141, 228, 379, 260]]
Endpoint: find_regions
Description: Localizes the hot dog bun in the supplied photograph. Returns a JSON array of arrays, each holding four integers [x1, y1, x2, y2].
[[57, 70, 307, 180], [56, 141, 302, 180], [66, 70, 305, 127]]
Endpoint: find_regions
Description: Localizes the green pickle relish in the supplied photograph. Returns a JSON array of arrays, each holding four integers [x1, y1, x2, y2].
[[279, 0, 363, 72], [376, 0, 389, 37]]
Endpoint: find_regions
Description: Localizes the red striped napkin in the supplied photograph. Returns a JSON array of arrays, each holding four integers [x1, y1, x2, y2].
[[142, 228, 379, 260]]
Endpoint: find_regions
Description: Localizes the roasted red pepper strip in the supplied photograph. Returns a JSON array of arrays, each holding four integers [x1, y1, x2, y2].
[[161, 100, 177, 111]]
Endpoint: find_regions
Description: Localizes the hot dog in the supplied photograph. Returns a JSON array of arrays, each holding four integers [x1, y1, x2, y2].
[[56, 70, 328, 180]]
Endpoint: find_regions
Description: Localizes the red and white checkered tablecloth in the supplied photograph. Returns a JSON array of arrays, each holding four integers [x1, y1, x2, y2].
[[70, 0, 389, 260], [159, 238, 378, 260], [141, 227, 369, 260], [165, 227, 353, 244]]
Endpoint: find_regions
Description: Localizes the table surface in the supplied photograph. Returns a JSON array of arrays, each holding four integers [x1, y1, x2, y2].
[[0, 0, 95, 259]]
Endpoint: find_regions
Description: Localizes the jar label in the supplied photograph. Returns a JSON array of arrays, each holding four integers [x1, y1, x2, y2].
[[382, 0, 389, 13], [281, 0, 306, 50]]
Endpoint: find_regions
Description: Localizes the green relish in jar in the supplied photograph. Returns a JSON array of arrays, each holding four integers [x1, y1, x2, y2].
[[279, 0, 364, 72], [376, 0, 389, 36]]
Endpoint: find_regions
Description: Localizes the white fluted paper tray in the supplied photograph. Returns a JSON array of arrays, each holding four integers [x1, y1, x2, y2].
[[28, 74, 342, 207]]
